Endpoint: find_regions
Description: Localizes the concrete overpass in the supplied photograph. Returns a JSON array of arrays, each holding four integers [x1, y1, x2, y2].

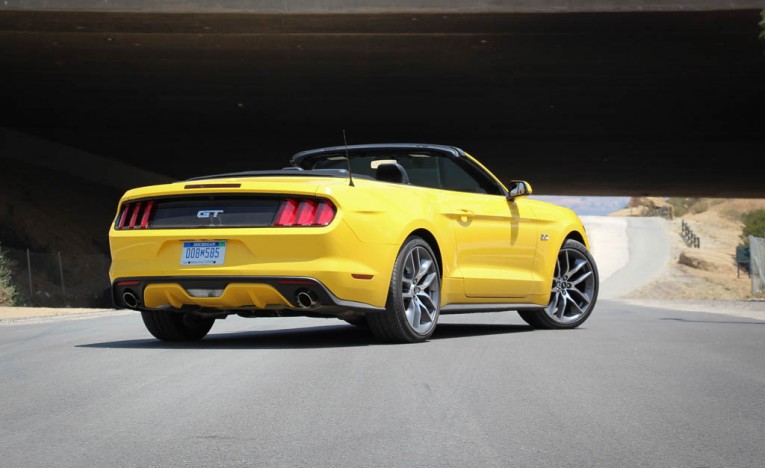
[[1, 1, 764, 197]]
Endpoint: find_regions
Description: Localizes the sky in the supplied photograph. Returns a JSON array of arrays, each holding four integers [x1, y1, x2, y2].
[[530, 196, 630, 216]]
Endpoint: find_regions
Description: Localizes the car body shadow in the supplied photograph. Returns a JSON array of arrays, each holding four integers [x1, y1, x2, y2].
[[76, 322, 534, 350], [660, 317, 765, 325]]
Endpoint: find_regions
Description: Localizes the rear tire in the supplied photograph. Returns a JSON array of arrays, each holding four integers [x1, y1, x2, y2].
[[368, 236, 441, 343], [141, 310, 215, 341], [342, 317, 369, 328], [518, 239, 598, 329]]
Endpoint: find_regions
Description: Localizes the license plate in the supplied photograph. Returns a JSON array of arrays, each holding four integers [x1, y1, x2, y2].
[[181, 241, 226, 265]]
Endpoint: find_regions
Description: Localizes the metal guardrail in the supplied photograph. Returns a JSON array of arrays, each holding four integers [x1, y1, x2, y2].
[[681, 220, 700, 248], [1, 246, 111, 307]]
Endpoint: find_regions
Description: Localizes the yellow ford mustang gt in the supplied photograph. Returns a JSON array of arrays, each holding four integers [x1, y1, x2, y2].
[[109, 143, 598, 343]]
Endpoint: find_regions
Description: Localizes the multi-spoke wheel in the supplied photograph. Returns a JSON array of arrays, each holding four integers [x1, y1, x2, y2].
[[519, 239, 598, 329], [368, 236, 441, 343]]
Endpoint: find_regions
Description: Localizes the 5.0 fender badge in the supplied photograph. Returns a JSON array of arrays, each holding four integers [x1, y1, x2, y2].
[[540, 234, 549, 241]]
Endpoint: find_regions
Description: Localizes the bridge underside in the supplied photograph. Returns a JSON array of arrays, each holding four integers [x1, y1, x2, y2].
[[1, 8, 764, 197]]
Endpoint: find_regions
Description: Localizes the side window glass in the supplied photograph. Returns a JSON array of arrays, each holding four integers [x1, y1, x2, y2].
[[404, 157, 502, 195], [437, 158, 486, 193], [308, 152, 502, 196]]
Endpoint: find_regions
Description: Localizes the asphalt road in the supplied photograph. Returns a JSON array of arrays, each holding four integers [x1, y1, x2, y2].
[[579, 216, 671, 300], [597, 217, 671, 300], [2, 303, 764, 467]]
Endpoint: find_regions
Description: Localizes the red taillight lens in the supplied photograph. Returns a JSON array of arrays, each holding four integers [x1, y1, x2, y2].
[[116, 205, 130, 229], [274, 198, 335, 227], [274, 199, 300, 226], [140, 201, 155, 229], [314, 201, 335, 226], [116, 201, 155, 230], [295, 200, 318, 225], [128, 202, 142, 229]]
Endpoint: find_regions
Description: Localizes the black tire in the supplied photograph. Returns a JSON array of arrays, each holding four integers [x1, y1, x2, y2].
[[342, 317, 369, 328], [141, 310, 215, 341], [368, 236, 441, 343], [518, 239, 599, 329]]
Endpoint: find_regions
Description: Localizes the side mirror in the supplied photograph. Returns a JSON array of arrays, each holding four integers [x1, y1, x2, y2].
[[507, 180, 533, 201]]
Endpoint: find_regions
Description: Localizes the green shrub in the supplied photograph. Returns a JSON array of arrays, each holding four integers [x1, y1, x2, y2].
[[666, 198, 697, 217], [666, 198, 722, 217], [741, 209, 765, 246], [0, 243, 20, 306]]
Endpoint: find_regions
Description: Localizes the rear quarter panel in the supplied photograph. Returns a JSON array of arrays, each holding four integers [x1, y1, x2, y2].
[[317, 179, 457, 269]]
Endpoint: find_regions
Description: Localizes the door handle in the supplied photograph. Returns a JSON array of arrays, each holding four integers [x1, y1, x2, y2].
[[458, 209, 474, 223]]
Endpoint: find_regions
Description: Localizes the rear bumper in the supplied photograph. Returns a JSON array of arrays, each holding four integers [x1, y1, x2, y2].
[[112, 276, 385, 314], [109, 220, 399, 309]]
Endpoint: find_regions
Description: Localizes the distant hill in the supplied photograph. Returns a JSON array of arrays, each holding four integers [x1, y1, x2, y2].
[[531, 195, 629, 216], [617, 197, 765, 300]]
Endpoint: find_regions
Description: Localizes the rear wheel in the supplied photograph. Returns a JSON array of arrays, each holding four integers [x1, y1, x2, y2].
[[342, 317, 369, 328], [519, 239, 598, 329], [368, 237, 441, 343], [141, 310, 215, 341]]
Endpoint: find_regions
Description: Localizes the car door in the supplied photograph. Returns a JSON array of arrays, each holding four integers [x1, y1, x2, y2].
[[441, 191, 539, 297], [424, 156, 539, 298]]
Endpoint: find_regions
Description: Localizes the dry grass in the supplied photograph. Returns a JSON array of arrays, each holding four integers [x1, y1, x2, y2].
[[619, 198, 765, 300]]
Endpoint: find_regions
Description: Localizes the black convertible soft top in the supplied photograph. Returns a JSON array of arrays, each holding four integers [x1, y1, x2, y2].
[[187, 169, 374, 182], [290, 143, 466, 168], [186, 143, 467, 182]]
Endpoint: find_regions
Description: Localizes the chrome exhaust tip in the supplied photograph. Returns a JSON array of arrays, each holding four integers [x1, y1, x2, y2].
[[122, 290, 139, 309], [295, 290, 319, 309]]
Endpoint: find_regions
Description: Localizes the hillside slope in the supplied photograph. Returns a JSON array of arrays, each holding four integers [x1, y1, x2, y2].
[[616, 199, 765, 300], [0, 158, 124, 306]]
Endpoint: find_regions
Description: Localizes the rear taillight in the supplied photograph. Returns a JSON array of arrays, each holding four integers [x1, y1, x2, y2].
[[274, 198, 336, 227], [115, 201, 156, 230]]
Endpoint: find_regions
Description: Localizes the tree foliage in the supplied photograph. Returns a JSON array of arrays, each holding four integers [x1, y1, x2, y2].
[[0, 243, 20, 306], [741, 209, 765, 246]]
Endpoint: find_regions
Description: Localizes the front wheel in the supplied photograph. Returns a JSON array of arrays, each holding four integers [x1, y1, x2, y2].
[[368, 237, 441, 343], [141, 310, 215, 341], [519, 239, 598, 329]]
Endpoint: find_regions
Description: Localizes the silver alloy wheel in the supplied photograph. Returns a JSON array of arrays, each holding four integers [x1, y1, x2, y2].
[[545, 247, 596, 324], [401, 245, 440, 334]]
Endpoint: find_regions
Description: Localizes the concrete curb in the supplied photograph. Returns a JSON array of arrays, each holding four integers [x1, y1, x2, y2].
[[0, 307, 132, 324]]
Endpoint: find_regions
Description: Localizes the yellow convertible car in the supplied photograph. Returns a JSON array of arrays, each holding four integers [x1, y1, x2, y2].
[[109, 144, 598, 342]]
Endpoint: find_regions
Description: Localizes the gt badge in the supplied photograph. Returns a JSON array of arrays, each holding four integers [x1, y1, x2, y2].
[[197, 209, 224, 219]]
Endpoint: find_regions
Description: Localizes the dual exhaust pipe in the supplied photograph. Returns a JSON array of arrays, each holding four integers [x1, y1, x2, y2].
[[294, 289, 319, 309], [119, 287, 320, 310], [122, 290, 139, 309]]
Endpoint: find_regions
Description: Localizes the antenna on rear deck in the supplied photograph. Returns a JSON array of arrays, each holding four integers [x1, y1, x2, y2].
[[343, 129, 355, 187]]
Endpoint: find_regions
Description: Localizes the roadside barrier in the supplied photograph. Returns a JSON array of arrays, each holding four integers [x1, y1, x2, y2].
[[0, 246, 111, 307], [749, 236, 765, 295], [681, 220, 701, 248]]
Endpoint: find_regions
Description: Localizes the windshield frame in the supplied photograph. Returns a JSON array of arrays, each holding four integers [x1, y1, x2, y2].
[[291, 143, 509, 197]]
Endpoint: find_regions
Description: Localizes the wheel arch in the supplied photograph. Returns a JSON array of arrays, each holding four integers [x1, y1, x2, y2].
[[565, 230, 586, 246], [536, 225, 590, 294], [408, 228, 443, 278]]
